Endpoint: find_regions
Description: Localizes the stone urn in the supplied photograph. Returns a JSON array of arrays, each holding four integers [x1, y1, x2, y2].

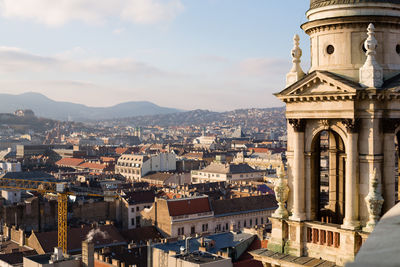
[[272, 164, 289, 219], [364, 168, 384, 232]]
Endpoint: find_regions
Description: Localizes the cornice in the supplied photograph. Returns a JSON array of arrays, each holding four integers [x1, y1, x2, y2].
[[301, 15, 400, 34]]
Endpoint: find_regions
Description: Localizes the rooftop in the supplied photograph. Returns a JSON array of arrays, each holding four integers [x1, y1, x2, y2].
[[173, 251, 227, 264]]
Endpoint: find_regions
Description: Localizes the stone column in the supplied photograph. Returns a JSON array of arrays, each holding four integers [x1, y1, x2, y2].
[[342, 119, 360, 230], [382, 119, 399, 212], [305, 152, 312, 220], [289, 119, 306, 221]]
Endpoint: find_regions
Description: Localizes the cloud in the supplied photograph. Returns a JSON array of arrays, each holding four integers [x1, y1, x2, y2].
[[121, 0, 183, 24], [0, 46, 165, 76], [113, 28, 125, 35], [0, 0, 184, 26], [238, 58, 290, 77]]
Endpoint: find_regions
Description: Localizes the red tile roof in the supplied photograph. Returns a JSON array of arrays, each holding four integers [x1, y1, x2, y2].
[[167, 197, 211, 217], [249, 148, 269, 153], [56, 158, 84, 167], [115, 147, 130, 155], [78, 162, 107, 170]]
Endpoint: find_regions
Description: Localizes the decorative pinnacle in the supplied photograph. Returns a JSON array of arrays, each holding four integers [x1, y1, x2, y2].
[[291, 34, 302, 68], [278, 163, 286, 178], [364, 24, 378, 57], [286, 34, 305, 86], [359, 23, 383, 88]]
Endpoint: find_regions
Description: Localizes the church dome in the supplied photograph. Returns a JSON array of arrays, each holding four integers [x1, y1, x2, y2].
[[310, 0, 400, 10]]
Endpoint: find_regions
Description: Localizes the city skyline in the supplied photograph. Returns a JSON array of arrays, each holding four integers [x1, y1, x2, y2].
[[0, 0, 309, 111]]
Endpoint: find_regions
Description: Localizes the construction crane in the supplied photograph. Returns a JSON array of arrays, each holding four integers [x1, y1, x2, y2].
[[0, 177, 117, 254]]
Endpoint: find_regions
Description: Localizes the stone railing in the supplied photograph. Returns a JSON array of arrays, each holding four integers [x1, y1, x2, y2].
[[304, 222, 341, 248]]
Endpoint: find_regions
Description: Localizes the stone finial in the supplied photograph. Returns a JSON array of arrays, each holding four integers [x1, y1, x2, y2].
[[359, 23, 383, 88], [286, 34, 305, 87], [272, 163, 289, 219], [363, 168, 384, 232]]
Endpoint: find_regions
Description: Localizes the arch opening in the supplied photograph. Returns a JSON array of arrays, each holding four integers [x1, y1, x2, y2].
[[311, 130, 346, 224]]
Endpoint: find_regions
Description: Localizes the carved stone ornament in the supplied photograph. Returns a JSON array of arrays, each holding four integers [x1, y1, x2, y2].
[[272, 163, 289, 219], [288, 119, 305, 132], [359, 23, 383, 88], [319, 119, 330, 129], [363, 168, 384, 233], [342, 119, 359, 133], [286, 34, 305, 87]]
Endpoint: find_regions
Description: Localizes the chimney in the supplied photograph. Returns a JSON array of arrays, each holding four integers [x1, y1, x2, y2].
[[82, 241, 94, 267]]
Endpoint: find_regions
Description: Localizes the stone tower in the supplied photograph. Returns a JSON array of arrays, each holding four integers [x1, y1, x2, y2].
[[252, 1, 400, 266]]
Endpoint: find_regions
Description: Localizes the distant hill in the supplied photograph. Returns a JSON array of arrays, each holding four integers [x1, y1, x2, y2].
[[0, 92, 181, 121], [111, 107, 286, 127]]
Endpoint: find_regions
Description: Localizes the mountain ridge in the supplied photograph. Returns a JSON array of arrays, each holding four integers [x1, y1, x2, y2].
[[0, 92, 182, 121]]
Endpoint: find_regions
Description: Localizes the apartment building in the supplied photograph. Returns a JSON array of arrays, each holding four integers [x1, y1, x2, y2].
[[191, 162, 264, 183], [141, 194, 277, 238], [115, 152, 176, 181]]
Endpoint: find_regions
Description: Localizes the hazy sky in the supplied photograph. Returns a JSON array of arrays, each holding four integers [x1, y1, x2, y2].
[[0, 0, 311, 111]]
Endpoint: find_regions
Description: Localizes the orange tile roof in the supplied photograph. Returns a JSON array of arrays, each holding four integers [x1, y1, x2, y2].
[[115, 147, 129, 155], [56, 158, 84, 167], [78, 162, 107, 170]]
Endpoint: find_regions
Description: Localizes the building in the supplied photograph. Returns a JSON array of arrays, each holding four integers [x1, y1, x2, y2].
[[233, 150, 283, 171], [141, 194, 277, 238], [141, 172, 191, 186], [151, 231, 258, 267], [191, 162, 264, 183], [115, 152, 176, 181], [0, 161, 21, 174], [254, 0, 400, 266], [120, 190, 155, 229]]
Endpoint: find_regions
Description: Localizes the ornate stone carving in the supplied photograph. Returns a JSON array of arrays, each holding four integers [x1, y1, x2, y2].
[[359, 23, 383, 88], [272, 164, 289, 219], [342, 119, 359, 133], [288, 119, 306, 132], [319, 119, 330, 129], [363, 168, 384, 232], [286, 34, 305, 87]]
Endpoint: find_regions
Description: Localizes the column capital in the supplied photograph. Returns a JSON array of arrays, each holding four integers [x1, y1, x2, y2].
[[288, 119, 306, 132], [382, 118, 400, 134], [342, 119, 359, 133]]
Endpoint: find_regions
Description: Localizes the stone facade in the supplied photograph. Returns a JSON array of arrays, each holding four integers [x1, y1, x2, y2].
[[262, 0, 400, 266]]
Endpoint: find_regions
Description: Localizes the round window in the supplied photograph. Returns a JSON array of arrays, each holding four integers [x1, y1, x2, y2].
[[326, 45, 335, 55]]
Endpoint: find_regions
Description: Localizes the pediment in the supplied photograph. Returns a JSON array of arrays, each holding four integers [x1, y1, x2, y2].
[[276, 71, 360, 99]]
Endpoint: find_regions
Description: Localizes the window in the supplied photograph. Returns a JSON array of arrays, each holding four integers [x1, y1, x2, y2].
[[131, 208, 135, 212], [191, 226, 195, 234], [131, 218, 135, 226], [178, 227, 184, 235], [136, 206, 139, 211], [255, 218, 258, 225], [326, 45, 334, 55], [202, 224, 208, 232], [244, 220, 247, 227], [238, 221, 241, 228], [136, 216, 141, 227], [261, 217, 264, 224], [250, 219, 252, 226], [225, 223, 228, 231]]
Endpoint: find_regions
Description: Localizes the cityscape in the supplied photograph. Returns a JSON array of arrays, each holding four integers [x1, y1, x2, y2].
[[0, 1, 399, 267]]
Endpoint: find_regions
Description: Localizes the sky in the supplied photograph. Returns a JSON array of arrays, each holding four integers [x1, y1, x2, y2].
[[0, 0, 311, 111]]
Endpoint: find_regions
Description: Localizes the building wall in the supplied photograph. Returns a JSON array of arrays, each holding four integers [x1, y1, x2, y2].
[[71, 200, 117, 223], [191, 171, 263, 183]]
